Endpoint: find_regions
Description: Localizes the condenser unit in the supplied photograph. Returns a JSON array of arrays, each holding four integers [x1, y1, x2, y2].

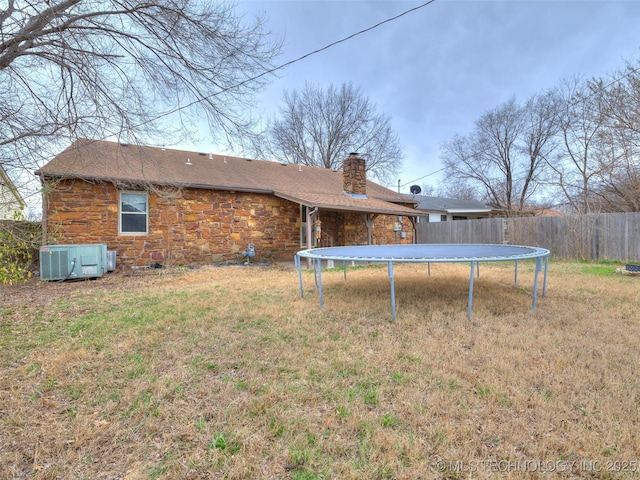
[[40, 244, 115, 281]]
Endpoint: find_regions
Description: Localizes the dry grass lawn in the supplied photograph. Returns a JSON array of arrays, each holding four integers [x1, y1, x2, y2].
[[1, 260, 639, 479]]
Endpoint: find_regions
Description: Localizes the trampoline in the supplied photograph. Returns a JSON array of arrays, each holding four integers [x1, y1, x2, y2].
[[295, 244, 550, 320]]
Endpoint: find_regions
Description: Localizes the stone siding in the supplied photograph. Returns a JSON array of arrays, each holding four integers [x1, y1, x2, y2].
[[342, 155, 367, 195], [44, 179, 302, 269], [44, 179, 414, 270]]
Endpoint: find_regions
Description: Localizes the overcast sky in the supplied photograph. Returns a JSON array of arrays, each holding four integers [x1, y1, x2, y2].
[[228, 0, 640, 194]]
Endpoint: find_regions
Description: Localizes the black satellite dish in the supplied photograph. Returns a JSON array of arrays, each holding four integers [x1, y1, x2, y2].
[[410, 185, 422, 195]]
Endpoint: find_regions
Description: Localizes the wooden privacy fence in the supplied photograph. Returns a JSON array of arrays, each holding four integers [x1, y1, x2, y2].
[[414, 212, 640, 262]]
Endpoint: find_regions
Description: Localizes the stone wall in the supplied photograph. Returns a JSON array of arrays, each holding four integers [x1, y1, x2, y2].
[[342, 155, 367, 195], [44, 178, 414, 270], [314, 211, 414, 246], [44, 179, 302, 269]]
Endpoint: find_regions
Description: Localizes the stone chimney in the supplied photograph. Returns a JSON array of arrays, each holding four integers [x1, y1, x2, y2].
[[342, 153, 367, 196]]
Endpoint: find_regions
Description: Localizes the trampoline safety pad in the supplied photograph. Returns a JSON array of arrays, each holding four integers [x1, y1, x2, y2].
[[295, 244, 550, 320]]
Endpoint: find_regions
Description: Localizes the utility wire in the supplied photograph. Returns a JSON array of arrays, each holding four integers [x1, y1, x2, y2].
[[401, 167, 446, 188], [38, 1, 438, 159], [135, 0, 438, 129], [402, 62, 640, 191]]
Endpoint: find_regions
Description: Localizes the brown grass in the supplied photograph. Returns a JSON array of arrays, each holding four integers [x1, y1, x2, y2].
[[1, 260, 639, 479]]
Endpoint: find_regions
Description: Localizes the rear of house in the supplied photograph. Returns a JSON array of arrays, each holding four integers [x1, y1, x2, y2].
[[37, 139, 418, 270]]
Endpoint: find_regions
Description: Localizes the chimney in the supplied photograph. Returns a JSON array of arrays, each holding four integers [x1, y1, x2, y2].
[[342, 153, 367, 197]]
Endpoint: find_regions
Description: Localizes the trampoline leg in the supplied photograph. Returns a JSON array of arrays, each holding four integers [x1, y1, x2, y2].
[[542, 256, 549, 296], [532, 257, 541, 310], [296, 255, 304, 298], [388, 261, 396, 321], [468, 261, 475, 319], [514, 260, 519, 284], [317, 258, 324, 309]]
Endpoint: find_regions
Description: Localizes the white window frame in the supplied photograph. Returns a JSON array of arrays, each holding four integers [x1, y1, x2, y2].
[[119, 191, 149, 235]]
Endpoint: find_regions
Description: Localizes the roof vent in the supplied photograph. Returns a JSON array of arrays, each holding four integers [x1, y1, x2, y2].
[[186, 158, 192, 166]]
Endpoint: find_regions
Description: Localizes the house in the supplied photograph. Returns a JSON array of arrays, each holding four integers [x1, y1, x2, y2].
[[413, 195, 494, 222], [36, 139, 419, 269], [0, 165, 26, 220]]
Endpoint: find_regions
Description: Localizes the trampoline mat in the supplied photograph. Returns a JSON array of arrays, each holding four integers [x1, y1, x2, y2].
[[297, 244, 548, 262]]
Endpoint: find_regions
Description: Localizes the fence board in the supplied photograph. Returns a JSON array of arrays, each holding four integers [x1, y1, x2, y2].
[[415, 213, 640, 262]]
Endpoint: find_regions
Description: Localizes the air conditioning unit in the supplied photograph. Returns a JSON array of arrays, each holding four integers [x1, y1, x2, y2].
[[40, 244, 115, 281]]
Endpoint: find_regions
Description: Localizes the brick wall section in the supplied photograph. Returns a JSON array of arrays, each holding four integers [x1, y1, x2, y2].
[[342, 155, 367, 195], [44, 179, 413, 269]]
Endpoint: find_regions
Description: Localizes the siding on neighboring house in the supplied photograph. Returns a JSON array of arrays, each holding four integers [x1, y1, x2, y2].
[[0, 167, 25, 219]]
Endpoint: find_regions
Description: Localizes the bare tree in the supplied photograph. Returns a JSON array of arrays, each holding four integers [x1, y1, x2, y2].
[[547, 77, 609, 213], [0, 0, 281, 214], [258, 82, 403, 186], [435, 176, 482, 201], [592, 59, 640, 211], [441, 94, 559, 214], [546, 62, 640, 213]]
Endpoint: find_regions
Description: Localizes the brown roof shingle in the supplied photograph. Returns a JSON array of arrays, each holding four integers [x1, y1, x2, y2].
[[39, 139, 418, 217]]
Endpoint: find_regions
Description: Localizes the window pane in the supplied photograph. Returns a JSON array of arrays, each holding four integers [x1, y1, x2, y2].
[[121, 214, 146, 233], [121, 193, 147, 213]]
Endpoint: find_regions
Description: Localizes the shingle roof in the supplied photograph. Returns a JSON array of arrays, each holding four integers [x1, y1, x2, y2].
[[413, 195, 493, 213], [38, 139, 418, 217]]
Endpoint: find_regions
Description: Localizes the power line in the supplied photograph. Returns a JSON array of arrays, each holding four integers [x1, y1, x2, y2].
[[401, 167, 446, 188], [137, 0, 438, 129]]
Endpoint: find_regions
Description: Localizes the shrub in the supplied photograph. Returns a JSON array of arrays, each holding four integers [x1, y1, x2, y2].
[[0, 214, 41, 285]]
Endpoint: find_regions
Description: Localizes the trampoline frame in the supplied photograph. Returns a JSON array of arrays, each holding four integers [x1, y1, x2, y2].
[[295, 244, 550, 320]]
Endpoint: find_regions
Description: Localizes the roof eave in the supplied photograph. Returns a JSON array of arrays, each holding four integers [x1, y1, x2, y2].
[[274, 192, 418, 216], [445, 208, 494, 214], [38, 172, 274, 194]]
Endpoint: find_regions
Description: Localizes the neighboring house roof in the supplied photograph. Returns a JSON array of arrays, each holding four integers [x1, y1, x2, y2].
[[486, 203, 564, 217], [37, 139, 418, 217], [413, 195, 493, 214], [0, 165, 26, 218]]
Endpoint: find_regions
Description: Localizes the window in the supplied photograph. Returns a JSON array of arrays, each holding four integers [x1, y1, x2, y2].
[[119, 191, 148, 234], [441, 214, 448, 222]]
